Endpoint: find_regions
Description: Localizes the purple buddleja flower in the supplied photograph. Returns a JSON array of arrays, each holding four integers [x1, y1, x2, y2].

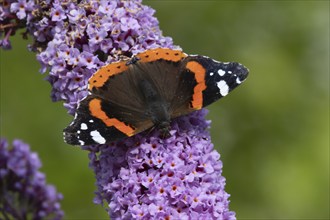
[[0, 139, 64, 219], [1, 0, 236, 219], [86, 109, 236, 219]]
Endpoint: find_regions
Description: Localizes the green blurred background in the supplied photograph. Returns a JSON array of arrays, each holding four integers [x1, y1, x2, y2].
[[1, 1, 329, 219]]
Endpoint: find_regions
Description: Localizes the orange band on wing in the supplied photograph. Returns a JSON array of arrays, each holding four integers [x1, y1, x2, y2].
[[136, 48, 187, 63], [88, 61, 129, 90], [186, 61, 207, 109], [89, 98, 135, 136]]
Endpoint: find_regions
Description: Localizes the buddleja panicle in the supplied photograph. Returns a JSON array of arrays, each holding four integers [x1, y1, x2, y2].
[[0, 139, 64, 220], [1, 0, 236, 219], [86, 110, 236, 219]]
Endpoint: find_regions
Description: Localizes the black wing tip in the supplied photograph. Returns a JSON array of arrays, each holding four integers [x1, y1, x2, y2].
[[231, 62, 249, 81], [63, 127, 81, 146]]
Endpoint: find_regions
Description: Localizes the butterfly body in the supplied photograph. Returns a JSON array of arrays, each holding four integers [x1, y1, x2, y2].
[[64, 48, 249, 145]]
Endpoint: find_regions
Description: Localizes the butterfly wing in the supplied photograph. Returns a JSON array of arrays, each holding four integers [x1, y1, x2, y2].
[[133, 48, 188, 105], [132, 49, 198, 119], [63, 95, 154, 145], [170, 55, 249, 118], [129, 49, 248, 120], [64, 60, 155, 146]]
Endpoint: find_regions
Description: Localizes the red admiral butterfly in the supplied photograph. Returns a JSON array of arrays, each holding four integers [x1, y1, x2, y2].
[[64, 48, 248, 145]]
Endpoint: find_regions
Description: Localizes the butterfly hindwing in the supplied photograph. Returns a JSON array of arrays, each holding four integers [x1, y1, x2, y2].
[[132, 49, 199, 119]]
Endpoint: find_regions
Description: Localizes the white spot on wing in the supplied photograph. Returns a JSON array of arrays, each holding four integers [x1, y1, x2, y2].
[[217, 80, 229, 96], [209, 72, 214, 76], [217, 69, 226, 76], [80, 123, 88, 130], [90, 130, 106, 144], [236, 78, 242, 84], [79, 140, 85, 145], [89, 120, 94, 123]]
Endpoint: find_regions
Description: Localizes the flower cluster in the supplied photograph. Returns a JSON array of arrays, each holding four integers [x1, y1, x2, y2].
[[87, 109, 236, 219], [0, 139, 64, 220], [1, 0, 174, 114]]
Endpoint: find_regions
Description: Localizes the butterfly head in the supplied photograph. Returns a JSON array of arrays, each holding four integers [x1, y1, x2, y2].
[[157, 121, 171, 139]]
